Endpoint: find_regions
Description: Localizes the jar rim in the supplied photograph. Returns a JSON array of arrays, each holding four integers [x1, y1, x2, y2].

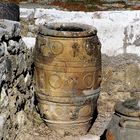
[[115, 99, 140, 117], [39, 22, 97, 38]]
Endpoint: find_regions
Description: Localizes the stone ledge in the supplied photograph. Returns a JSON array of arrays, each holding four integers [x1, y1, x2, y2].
[[0, 19, 20, 41]]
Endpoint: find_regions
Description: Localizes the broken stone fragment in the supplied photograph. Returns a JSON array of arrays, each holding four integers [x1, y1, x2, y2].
[[16, 74, 26, 92], [17, 110, 27, 129], [0, 87, 9, 108], [16, 53, 26, 75], [0, 20, 20, 41], [0, 43, 5, 57], [0, 114, 6, 139], [8, 40, 20, 55], [0, 58, 6, 86], [27, 32, 34, 37], [5, 57, 14, 82]]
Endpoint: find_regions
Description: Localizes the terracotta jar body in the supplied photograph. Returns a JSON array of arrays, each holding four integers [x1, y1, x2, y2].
[[106, 99, 140, 140], [34, 23, 101, 135]]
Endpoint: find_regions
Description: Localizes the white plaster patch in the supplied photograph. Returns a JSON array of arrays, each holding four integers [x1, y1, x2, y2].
[[24, 72, 30, 83], [20, 8, 35, 19], [83, 88, 100, 96], [79, 134, 100, 140], [20, 8, 140, 56], [64, 134, 100, 140], [22, 37, 36, 49]]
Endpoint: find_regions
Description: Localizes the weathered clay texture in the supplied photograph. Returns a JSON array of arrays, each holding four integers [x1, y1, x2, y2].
[[34, 23, 101, 135]]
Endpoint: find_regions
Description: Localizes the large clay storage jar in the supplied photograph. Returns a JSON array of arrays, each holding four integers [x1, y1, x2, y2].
[[34, 23, 101, 135], [106, 99, 140, 140], [0, 2, 19, 21]]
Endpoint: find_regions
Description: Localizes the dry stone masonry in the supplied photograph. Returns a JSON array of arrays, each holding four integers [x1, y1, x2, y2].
[[0, 20, 34, 140]]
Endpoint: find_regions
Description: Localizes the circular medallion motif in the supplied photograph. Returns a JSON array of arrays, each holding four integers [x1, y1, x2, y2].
[[84, 39, 96, 56], [83, 73, 94, 88], [56, 107, 63, 116], [79, 105, 92, 117], [48, 74, 62, 89], [50, 41, 63, 55]]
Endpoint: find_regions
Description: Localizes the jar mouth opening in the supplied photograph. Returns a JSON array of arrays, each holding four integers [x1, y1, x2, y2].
[[39, 22, 97, 38], [47, 25, 85, 32]]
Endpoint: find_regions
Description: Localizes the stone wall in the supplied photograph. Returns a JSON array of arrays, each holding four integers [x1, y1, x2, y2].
[[0, 20, 34, 140]]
